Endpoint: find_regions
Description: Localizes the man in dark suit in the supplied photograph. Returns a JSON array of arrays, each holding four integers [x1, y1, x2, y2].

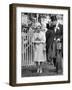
[[54, 23, 63, 73], [46, 23, 55, 63]]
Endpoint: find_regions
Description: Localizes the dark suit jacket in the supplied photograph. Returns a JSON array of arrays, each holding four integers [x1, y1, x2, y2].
[[46, 24, 55, 53]]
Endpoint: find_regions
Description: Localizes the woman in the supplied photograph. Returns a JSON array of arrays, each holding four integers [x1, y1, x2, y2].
[[32, 22, 46, 73]]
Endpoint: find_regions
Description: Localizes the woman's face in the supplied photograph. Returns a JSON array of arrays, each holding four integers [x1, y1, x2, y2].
[[36, 29, 40, 33], [37, 26, 41, 29], [36, 26, 41, 33]]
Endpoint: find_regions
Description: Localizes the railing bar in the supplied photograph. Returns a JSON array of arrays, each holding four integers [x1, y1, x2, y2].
[[27, 35, 28, 66], [29, 36, 30, 64], [25, 34, 26, 65]]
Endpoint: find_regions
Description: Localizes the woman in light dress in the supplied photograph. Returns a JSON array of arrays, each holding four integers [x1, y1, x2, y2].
[[32, 22, 46, 73]]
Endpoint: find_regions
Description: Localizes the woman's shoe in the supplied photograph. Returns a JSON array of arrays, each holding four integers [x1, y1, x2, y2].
[[37, 68, 39, 73], [40, 69, 42, 73]]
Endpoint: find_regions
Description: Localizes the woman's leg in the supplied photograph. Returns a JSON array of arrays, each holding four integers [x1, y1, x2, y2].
[[36, 62, 40, 73], [39, 62, 43, 73], [36, 62, 43, 73]]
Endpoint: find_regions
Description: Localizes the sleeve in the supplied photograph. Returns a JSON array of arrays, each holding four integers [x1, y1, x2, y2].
[[41, 32, 46, 43], [32, 33, 35, 43]]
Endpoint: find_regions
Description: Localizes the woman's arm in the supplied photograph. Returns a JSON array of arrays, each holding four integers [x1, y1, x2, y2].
[[33, 40, 41, 44], [40, 32, 46, 44]]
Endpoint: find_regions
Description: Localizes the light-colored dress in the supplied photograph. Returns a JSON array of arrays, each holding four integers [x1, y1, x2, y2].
[[32, 31, 46, 62]]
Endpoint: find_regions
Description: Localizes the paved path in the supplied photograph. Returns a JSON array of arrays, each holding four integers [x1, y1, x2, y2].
[[22, 63, 62, 77]]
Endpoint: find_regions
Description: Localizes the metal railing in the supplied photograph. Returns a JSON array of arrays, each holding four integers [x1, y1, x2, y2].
[[21, 32, 34, 66]]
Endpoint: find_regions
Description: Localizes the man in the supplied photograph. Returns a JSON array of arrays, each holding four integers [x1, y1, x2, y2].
[[46, 22, 55, 63], [54, 23, 63, 73]]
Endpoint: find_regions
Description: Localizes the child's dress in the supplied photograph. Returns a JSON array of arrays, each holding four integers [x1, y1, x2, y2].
[[32, 31, 46, 62]]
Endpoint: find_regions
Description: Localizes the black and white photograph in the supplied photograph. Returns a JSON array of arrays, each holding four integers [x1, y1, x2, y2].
[[21, 13, 63, 77], [9, 4, 70, 86]]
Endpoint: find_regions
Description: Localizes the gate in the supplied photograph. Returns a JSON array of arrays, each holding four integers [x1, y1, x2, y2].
[[21, 32, 34, 66]]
